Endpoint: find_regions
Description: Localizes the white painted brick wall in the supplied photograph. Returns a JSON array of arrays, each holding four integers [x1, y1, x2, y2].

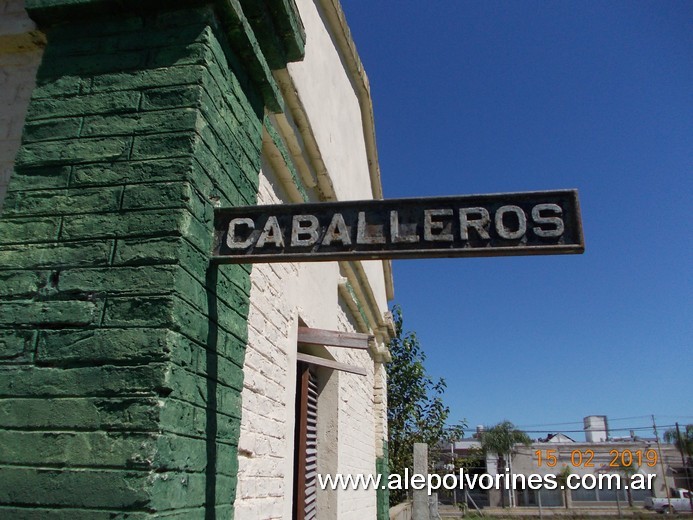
[[334, 300, 378, 517], [236, 159, 384, 519], [0, 0, 43, 210], [375, 362, 388, 454], [236, 162, 301, 520]]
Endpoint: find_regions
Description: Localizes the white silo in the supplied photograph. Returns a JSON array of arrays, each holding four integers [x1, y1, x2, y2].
[[584, 415, 609, 442]]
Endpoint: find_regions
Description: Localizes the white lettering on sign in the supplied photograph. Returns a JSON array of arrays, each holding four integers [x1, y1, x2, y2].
[[357, 211, 386, 244], [225, 203, 566, 251], [227, 217, 255, 249], [424, 209, 453, 242], [495, 205, 527, 240], [257, 216, 284, 248], [323, 213, 351, 246], [390, 210, 420, 243], [291, 215, 320, 246], [532, 203, 564, 237], [459, 207, 491, 240]]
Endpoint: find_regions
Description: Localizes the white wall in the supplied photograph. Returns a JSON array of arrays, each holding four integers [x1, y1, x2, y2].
[[284, 0, 391, 318], [233, 2, 392, 515], [236, 160, 383, 519], [288, 0, 373, 203]]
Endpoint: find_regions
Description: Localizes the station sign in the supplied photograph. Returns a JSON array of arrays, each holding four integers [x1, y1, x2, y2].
[[212, 189, 584, 263]]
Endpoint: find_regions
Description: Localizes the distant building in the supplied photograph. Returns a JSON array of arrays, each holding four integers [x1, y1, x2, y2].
[[584, 414, 609, 443], [441, 416, 688, 510]]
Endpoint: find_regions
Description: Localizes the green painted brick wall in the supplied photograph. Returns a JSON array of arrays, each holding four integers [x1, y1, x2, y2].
[[377, 440, 390, 520], [0, 5, 267, 517]]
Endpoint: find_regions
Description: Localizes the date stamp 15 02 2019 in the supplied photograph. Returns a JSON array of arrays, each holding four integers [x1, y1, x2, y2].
[[535, 449, 659, 468]]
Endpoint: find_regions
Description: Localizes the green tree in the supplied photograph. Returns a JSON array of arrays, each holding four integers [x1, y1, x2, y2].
[[556, 465, 572, 509], [479, 421, 531, 508], [456, 446, 485, 472], [664, 424, 693, 460], [610, 459, 638, 507], [387, 305, 465, 506], [664, 424, 693, 497]]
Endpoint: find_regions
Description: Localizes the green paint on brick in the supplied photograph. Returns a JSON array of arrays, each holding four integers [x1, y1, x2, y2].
[[344, 280, 372, 329], [140, 84, 203, 111], [0, 364, 171, 397], [0, 0, 307, 516], [239, 0, 288, 70], [131, 132, 198, 161], [23, 117, 82, 142], [31, 74, 89, 99], [3, 187, 123, 217], [81, 109, 201, 138], [4, 165, 71, 191], [0, 330, 36, 361], [0, 397, 161, 430], [1, 430, 160, 468], [26, 91, 141, 121], [59, 210, 193, 242], [121, 183, 210, 222], [113, 236, 204, 267], [0, 241, 113, 268], [0, 217, 61, 245], [267, 0, 306, 62], [0, 300, 101, 327], [71, 158, 194, 187], [0, 271, 48, 298], [90, 65, 205, 93], [16, 136, 132, 167], [0, 508, 152, 520], [377, 439, 391, 520], [36, 328, 172, 366]]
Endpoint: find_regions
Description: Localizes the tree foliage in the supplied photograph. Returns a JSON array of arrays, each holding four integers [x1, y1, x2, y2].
[[479, 421, 531, 508], [556, 465, 572, 509], [609, 458, 638, 506], [479, 420, 531, 462], [387, 305, 464, 506], [664, 424, 693, 460], [664, 424, 693, 495]]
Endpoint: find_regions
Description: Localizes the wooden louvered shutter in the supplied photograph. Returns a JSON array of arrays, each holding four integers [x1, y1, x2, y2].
[[294, 363, 318, 520]]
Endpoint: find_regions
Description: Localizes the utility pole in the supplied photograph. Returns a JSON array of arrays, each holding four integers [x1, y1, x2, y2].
[[675, 422, 693, 512], [652, 415, 672, 511], [413, 443, 430, 520]]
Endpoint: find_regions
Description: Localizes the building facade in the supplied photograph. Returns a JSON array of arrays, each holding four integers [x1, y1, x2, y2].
[[509, 437, 679, 508], [443, 417, 687, 510], [0, 1, 393, 518]]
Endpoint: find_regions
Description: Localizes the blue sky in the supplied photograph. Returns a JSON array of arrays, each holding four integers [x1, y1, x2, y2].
[[340, 1, 692, 440]]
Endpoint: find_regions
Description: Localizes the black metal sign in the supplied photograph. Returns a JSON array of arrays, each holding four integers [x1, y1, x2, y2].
[[212, 189, 584, 263]]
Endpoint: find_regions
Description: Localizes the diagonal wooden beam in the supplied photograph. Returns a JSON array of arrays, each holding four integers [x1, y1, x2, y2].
[[296, 352, 366, 376]]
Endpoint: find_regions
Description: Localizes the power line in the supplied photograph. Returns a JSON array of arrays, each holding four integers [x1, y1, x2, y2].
[[605, 415, 655, 422], [516, 420, 585, 428], [515, 414, 661, 429], [511, 424, 680, 434]]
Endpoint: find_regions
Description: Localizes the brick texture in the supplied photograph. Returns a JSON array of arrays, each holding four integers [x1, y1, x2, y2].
[[235, 169, 300, 520], [236, 166, 382, 519], [335, 301, 378, 518], [0, 5, 264, 517]]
